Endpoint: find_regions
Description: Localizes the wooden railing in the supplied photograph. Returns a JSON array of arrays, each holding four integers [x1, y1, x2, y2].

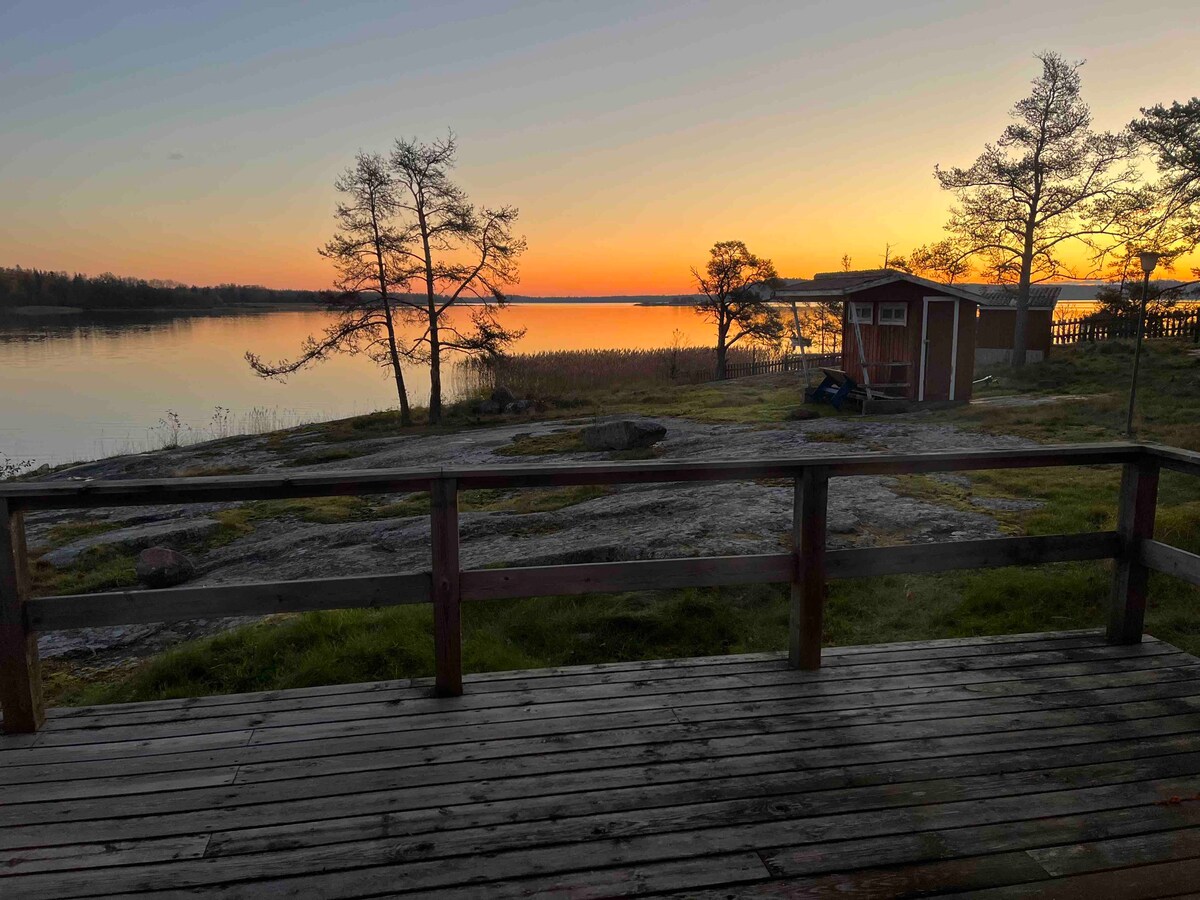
[[1052, 309, 1200, 345], [722, 352, 841, 379], [3, 442, 1200, 733]]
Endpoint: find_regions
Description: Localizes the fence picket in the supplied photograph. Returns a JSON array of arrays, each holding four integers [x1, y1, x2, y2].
[[1052, 309, 1200, 347]]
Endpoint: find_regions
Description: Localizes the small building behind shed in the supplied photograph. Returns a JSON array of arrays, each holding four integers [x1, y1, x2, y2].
[[972, 285, 1061, 366]]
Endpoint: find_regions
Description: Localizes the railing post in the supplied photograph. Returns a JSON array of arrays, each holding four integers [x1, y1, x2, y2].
[[430, 477, 463, 696], [0, 499, 44, 733], [790, 466, 829, 670], [1108, 456, 1159, 645]]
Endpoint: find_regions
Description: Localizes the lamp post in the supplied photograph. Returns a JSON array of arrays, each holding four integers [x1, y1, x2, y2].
[[1125, 251, 1160, 437]]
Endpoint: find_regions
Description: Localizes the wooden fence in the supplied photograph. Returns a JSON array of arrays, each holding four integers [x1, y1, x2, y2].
[[3, 442, 1200, 733], [722, 352, 842, 380], [1052, 309, 1200, 345]]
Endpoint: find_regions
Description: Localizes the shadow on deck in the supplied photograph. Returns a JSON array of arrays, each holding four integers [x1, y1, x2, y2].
[[4, 629, 1200, 898]]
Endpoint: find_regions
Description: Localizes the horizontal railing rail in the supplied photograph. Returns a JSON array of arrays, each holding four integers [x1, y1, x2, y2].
[[2, 441, 1199, 733]]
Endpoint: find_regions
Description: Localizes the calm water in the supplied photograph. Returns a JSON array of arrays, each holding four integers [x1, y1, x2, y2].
[[0, 304, 719, 467]]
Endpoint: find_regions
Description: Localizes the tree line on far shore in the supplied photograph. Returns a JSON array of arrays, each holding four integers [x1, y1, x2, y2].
[[0, 267, 327, 312]]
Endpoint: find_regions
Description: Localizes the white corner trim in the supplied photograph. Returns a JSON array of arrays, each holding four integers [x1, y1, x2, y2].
[[950, 299, 960, 401]]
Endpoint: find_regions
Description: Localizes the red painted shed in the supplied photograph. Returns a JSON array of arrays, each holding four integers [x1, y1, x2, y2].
[[774, 270, 980, 403]]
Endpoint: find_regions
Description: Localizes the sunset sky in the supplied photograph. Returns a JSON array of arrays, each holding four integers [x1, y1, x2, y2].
[[2, 0, 1197, 295]]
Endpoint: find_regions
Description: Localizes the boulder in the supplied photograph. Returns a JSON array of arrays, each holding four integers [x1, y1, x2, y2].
[[581, 419, 667, 451], [136, 547, 196, 588], [505, 399, 535, 414]]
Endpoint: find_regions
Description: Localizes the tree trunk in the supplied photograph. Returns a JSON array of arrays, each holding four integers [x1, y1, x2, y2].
[[428, 298, 442, 424], [1012, 228, 1036, 368], [715, 319, 729, 380], [418, 209, 442, 425], [369, 192, 412, 426], [380, 298, 412, 426]]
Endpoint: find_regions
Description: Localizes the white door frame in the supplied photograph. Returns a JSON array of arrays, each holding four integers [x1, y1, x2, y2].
[[920, 297, 960, 402]]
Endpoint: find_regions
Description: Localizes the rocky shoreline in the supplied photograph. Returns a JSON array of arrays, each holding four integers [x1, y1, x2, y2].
[[24, 409, 1037, 666]]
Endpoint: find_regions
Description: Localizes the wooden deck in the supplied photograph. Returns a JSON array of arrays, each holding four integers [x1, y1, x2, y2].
[[4, 631, 1200, 898]]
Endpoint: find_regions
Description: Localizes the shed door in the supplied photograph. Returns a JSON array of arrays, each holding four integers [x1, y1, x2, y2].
[[921, 299, 957, 401]]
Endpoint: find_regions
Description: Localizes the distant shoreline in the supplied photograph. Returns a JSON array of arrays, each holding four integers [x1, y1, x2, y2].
[[0, 302, 326, 317], [0, 298, 699, 317]]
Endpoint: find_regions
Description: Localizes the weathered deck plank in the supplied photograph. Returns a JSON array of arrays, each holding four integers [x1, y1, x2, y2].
[[2, 631, 1199, 898]]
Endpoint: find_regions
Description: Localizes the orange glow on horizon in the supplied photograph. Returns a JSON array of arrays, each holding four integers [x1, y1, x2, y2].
[[4, 4, 1197, 297]]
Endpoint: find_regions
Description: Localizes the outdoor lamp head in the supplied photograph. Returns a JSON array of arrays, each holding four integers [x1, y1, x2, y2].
[[1137, 251, 1161, 275]]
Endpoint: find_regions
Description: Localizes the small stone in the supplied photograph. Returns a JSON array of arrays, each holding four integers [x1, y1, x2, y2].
[[581, 420, 667, 451], [136, 547, 196, 589]]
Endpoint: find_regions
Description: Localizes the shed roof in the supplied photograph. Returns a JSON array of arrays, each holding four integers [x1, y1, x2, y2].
[[772, 269, 982, 304], [971, 285, 1062, 310]]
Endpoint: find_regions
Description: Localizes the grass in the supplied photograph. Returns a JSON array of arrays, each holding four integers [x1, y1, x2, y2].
[[31, 546, 140, 598], [954, 340, 1200, 449], [495, 429, 587, 456], [804, 429, 857, 444], [43, 519, 120, 546], [45, 339, 1200, 708]]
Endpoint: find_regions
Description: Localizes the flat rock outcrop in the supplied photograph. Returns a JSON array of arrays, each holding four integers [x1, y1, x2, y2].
[[38, 518, 221, 568]]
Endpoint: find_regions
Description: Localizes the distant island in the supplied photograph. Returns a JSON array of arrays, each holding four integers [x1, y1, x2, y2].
[[1, 266, 713, 314], [0, 267, 327, 314]]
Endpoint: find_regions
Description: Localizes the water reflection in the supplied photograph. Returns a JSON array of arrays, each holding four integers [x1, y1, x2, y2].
[[1, 304, 714, 467]]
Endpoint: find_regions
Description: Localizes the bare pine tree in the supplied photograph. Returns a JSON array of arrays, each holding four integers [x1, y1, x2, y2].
[[935, 52, 1141, 366], [1129, 98, 1200, 262], [246, 152, 417, 425], [389, 134, 526, 424], [692, 241, 783, 380]]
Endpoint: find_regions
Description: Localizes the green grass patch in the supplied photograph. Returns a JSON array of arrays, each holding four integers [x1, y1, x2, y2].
[[43, 520, 121, 547], [495, 429, 586, 456], [31, 546, 140, 597], [202, 485, 611, 539], [804, 429, 856, 444], [281, 447, 366, 467]]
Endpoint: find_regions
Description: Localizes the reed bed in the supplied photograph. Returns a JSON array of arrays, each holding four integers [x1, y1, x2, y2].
[[458, 345, 784, 398]]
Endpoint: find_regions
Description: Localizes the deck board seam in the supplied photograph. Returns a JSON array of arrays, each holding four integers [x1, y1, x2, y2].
[[10, 679, 1200, 789], [13, 692, 1200, 801]]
